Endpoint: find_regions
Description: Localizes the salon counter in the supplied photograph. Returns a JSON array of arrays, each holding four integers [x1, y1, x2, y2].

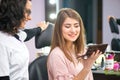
[[92, 70, 120, 80]]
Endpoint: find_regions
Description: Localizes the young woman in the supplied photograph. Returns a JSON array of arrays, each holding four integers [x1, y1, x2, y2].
[[47, 8, 102, 80]]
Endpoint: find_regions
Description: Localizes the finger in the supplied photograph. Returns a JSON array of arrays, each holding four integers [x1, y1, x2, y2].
[[43, 21, 45, 23], [90, 50, 101, 58], [96, 50, 102, 55], [89, 51, 95, 58], [46, 22, 49, 26]]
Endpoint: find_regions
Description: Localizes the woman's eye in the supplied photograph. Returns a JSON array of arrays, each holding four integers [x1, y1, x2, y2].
[[74, 25, 79, 28], [65, 26, 70, 28]]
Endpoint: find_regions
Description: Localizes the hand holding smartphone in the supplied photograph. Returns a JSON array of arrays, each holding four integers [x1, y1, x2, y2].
[[85, 44, 108, 57]]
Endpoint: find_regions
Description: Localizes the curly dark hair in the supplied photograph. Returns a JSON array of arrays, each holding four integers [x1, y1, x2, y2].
[[0, 0, 27, 35]]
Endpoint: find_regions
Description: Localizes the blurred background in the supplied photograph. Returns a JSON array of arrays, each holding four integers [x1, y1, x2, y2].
[[25, 0, 120, 62]]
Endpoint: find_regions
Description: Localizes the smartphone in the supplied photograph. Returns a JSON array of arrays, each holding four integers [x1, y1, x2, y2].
[[86, 44, 108, 57]]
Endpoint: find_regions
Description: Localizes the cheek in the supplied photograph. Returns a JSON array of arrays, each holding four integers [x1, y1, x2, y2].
[[62, 28, 70, 40], [19, 21, 26, 29], [62, 27, 68, 35], [62, 28, 66, 38], [24, 14, 28, 20], [77, 27, 80, 34]]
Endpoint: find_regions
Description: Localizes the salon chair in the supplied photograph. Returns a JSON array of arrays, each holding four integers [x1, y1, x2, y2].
[[29, 23, 54, 80], [109, 17, 120, 51], [35, 23, 54, 49], [29, 56, 48, 80]]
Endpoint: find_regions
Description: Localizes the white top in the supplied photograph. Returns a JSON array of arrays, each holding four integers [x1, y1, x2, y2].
[[0, 31, 29, 80], [17, 30, 27, 42]]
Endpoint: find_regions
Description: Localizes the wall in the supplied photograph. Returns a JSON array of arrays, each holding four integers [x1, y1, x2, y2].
[[25, 0, 45, 62], [103, 0, 120, 47]]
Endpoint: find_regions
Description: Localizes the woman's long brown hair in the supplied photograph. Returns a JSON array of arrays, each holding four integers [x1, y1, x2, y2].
[[49, 8, 86, 62]]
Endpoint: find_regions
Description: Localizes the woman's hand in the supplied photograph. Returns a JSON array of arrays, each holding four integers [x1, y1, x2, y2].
[[108, 16, 116, 22], [82, 50, 102, 70], [37, 21, 49, 31]]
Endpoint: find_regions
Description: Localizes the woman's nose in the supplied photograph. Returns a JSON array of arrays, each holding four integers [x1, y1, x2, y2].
[[27, 15, 32, 20], [70, 27, 76, 32]]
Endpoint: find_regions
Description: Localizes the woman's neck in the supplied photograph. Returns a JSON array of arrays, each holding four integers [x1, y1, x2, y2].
[[66, 43, 75, 55]]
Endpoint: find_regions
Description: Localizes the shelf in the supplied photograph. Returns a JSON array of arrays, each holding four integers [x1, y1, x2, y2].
[[92, 70, 120, 76], [93, 70, 120, 80]]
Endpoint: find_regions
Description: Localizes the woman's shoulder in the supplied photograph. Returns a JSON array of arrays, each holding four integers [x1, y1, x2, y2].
[[48, 47, 67, 64], [51, 47, 63, 54], [49, 47, 65, 58], [52, 47, 62, 52], [0, 31, 13, 43]]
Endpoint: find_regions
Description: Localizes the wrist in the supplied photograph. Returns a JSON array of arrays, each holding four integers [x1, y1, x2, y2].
[[83, 67, 91, 71]]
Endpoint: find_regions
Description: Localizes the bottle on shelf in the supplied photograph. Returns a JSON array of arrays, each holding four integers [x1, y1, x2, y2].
[[105, 52, 115, 70]]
